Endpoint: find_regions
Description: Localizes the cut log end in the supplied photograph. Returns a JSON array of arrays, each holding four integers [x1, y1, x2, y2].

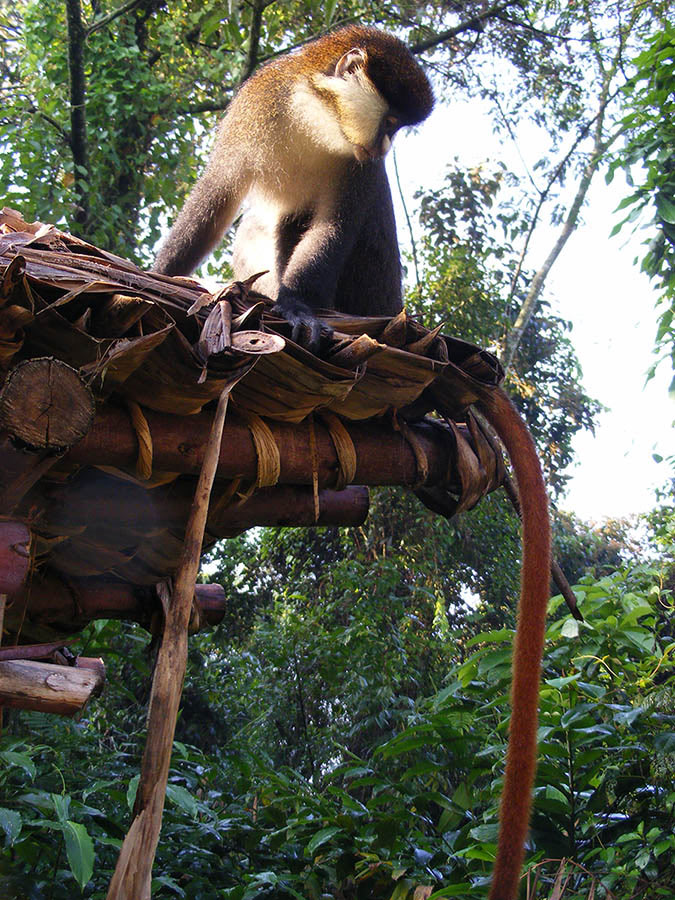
[[0, 357, 95, 450]]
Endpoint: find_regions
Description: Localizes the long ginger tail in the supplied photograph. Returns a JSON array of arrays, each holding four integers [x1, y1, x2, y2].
[[480, 388, 551, 900]]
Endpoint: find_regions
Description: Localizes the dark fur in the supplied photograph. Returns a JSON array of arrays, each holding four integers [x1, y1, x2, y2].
[[254, 160, 401, 316]]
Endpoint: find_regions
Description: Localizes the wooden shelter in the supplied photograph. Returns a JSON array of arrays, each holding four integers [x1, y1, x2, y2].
[[0, 207, 511, 897], [0, 206, 508, 649]]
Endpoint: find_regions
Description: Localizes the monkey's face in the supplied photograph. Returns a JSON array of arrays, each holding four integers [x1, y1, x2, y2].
[[308, 49, 401, 163]]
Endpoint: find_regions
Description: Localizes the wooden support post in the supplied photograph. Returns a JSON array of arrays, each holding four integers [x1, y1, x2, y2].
[[107, 299, 259, 897]]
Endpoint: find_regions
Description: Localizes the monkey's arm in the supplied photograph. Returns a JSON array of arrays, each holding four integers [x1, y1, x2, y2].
[[153, 163, 250, 276], [274, 219, 358, 347], [274, 165, 375, 345]]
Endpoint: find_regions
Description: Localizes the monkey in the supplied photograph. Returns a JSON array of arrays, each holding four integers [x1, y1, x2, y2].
[[152, 25, 434, 347], [153, 25, 550, 900]]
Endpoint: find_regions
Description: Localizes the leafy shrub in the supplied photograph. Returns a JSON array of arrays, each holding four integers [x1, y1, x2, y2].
[[1, 564, 673, 898]]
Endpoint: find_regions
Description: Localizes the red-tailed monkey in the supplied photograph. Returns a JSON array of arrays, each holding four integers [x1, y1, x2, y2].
[[154, 26, 550, 900], [154, 25, 433, 346]]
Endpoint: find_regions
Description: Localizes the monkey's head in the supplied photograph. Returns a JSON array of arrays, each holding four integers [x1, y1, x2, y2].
[[301, 26, 434, 163]]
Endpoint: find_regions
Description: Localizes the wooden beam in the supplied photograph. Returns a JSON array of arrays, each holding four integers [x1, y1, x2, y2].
[[11, 578, 228, 633], [16, 480, 369, 537], [0, 641, 79, 662], [63, 405, 464, 490], [0, 658, 104, 716]]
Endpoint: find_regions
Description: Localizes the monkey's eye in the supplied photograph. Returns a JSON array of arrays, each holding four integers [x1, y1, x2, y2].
[[384, 115, 399, 133]]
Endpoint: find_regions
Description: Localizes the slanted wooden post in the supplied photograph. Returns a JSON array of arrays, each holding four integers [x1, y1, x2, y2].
[[106, 297, 272, 899], [106, 384, 234, 900]]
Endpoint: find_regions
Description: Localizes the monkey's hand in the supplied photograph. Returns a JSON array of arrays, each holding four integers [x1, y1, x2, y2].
[[272, 291, 331, 353]]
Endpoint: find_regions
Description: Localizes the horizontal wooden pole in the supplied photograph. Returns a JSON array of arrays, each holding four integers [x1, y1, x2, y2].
[[0, 521, 30, 594], [18, 481, 369, 537], [62, 405, 463, 490], [0, 640, 80, 662], [3, 487, 367, 638], [74, 657, 106, 681], [203, 484, 370, 534], [191, 583, 228, 624], [0, 658, 105, 716], [13, 579, 226, 634]]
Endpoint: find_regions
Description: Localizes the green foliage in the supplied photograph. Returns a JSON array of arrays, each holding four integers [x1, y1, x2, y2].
[[412, 163, 603, 497], [609, 23, 675, 379], [552, 509, 639, 586], [164, 563, 675, 899], [204, 488, 527, 643], [2, 560, 673, 898]]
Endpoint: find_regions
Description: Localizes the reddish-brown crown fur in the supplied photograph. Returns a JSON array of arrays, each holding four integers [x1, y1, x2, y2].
[[311, 26, 434, 124], [259, 26, 433, 125]]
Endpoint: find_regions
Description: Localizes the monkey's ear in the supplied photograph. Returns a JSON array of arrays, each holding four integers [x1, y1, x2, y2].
[[335, 47, 367, 78]]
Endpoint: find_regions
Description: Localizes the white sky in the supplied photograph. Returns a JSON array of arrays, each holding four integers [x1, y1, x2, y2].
[[390, 100, 674, 523]]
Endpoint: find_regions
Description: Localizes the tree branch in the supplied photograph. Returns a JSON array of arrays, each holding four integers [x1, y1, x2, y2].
[[176, 99, 234, 116], [292, 653, 316, 781], [494, 12, 582, 44], [504, 88, 623, 316], [86, 0, 146, 37], [20, 103, 71, 146], [499, 0, 648, 370], [175, 15, 364, 116], [502, 79, 621, 370], [409, 0, 524, 54], [392, 147, 421, 294], [240, 0, 265, 84]]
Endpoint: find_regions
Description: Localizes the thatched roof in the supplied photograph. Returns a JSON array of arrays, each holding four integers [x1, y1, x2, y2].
[[0, 208, 505, 644]]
